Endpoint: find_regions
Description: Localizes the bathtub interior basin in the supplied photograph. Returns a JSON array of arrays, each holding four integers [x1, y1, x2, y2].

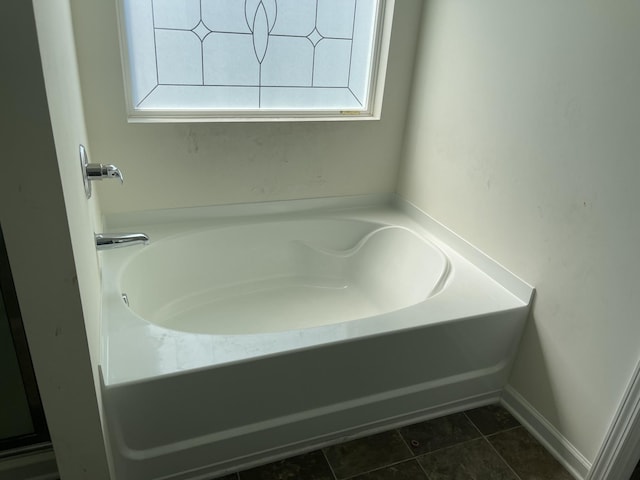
[[121, 222, 450, 335]]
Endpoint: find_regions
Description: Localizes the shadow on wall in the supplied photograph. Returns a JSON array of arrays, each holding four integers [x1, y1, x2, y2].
[[506, 299, 564, 437]]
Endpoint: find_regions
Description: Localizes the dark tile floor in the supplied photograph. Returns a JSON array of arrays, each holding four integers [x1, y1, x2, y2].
[[216, 404, 574, 480]]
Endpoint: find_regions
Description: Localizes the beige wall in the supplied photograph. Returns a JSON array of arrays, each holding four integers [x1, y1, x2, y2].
[[70, 0, 423, 215], [33, 0, 104, 383], [0, 0, 110, 478], [398, 0, 640, 462], [33, 0, 640, 471]]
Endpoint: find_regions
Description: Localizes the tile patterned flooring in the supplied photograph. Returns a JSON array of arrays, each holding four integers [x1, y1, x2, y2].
[[215, 404, 574, 480]]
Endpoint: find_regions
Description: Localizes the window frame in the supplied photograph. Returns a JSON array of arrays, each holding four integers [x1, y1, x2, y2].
[[115, 0, 395, 123]]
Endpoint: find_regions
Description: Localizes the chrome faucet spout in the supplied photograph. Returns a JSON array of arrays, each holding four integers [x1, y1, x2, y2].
[[95, 233, 149, 251]]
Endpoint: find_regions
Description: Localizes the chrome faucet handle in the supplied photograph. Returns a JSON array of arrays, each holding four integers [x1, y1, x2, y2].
[[103, 164, 124, 183], [85, 164, 124, 184], [80, 144, 124, 199]]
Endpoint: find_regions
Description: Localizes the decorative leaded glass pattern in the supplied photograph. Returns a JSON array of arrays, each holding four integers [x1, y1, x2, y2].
[[121, 0, 381, 115]]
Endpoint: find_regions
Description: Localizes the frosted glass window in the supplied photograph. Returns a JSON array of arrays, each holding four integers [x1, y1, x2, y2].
[[118, 0, 386, 119]]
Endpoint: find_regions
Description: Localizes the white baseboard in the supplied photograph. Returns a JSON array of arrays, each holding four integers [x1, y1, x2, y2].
[[501, 385, 591, 480], [586, 354, 640, 480]]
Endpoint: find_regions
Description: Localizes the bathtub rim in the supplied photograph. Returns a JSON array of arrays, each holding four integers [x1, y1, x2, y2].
[[103, 193, 533, 304], [102, 304, 529, 390], [117, 222, 453, 335], [394, 196, 534, 304]]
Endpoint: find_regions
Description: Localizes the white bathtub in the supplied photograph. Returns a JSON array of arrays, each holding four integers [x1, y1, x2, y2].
[[99, 195, 533, 480]]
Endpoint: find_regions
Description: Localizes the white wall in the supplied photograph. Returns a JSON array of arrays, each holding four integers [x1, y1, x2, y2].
[[0, 0, 110, 478], [398, 0, 640, 463], [33, 0, 104, 386], [69, 0, 423, 215]]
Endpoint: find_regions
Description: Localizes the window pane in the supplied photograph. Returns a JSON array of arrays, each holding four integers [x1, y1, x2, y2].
[[121, 0, 381, 114]]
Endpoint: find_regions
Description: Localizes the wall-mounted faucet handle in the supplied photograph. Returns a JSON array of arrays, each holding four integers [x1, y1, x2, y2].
[[86, 164, 124, 184], [80, 144, 124, 199]]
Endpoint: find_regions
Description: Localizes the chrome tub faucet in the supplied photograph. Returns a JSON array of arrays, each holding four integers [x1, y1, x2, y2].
[[95, 233, 149, 251]]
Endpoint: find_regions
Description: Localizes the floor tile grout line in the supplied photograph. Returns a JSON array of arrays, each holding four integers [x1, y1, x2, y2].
[[327, 413, 507, 479], [484, 435, 525, 480], [484, 424, 524, 438], [329, 428, 415, 479], [401, 434, 517, 480], [232, 407, 560, 480], [414, 455, 434, 480], [419, 435, 528, 480], [320, 447, 339, 480], [482, 423, 574, 479], [463, 410, 526, 480], [462, 410, 489, 437], [398, 417, 499, 478], [340, 457, 425, 480], [409, 435, 483, 459], [396, 414, 486, 458], [395, 426, 420, 458]]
